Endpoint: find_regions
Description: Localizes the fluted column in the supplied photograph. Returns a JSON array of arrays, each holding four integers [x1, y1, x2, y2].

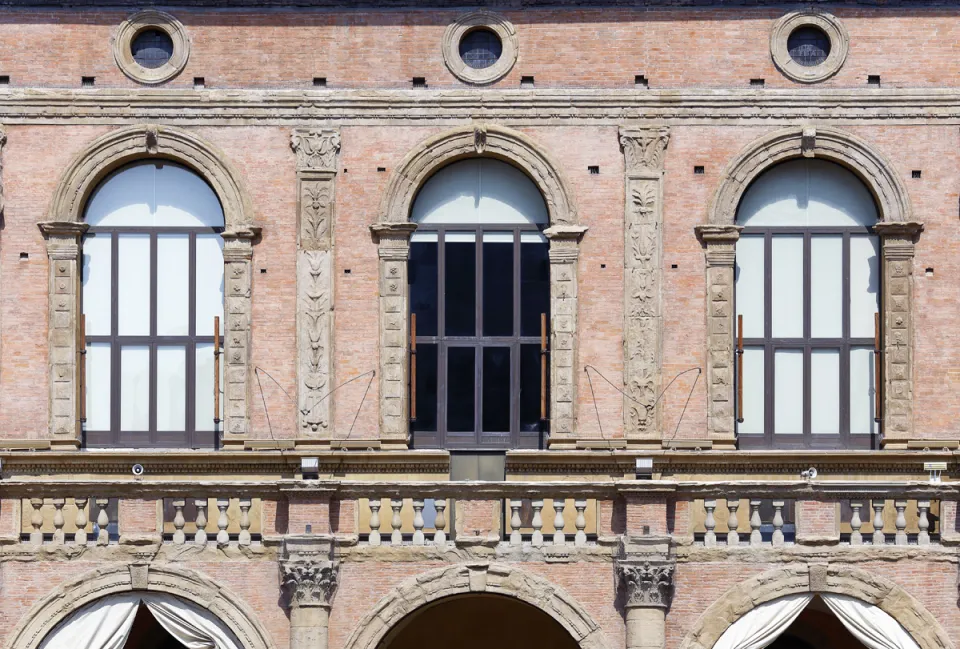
[[280, 536, 340, 649], [616, 537, 674, 649]]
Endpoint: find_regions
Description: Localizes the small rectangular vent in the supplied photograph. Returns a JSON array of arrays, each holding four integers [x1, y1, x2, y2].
[[634, 74, 648, 88], [193, 77, 206, 89], [588, 165, 600, 175], [313, 77, 327, 87], [750, 78, 765, 87], [412, 77, 427, 88], [520, 75, 535, 88], [81, 76, 95, 87], [0, 76, 10, 85], [694, 166, 705, 175], [912, 170, 922, 179], [868, 75, 881, 86]]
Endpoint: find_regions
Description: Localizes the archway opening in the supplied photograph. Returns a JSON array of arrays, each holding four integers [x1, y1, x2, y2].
[[123, 604, 186, 649], [377, 593, 579, 649], [768, 596, 866, 649]]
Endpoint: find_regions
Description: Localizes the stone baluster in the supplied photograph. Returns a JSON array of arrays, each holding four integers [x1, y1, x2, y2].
[[368, 499, 382, 546], [390, 498, 403, 544], [918, 500, 931, 546], [872, 500, 886, 545], [850, 502, 863, 546], [771, 501, 784, 546], [510, 501, 523, 546], [894, 500, 908, 546], [172, 499, 186, 545], [29, 498, 43, 545], [239, 499, 252, 546], [412, 499, 425, 545], [749, 499, 762, 546], [574, 500, 588, 547], [552, 498, 566, 546], [52, 498, 66, 544], [74, 497, 88, 544], [434, 499, 447, 545], [726, 497, 740, 546], [531, 499, 544, 547], [195, 498, 208, 545], [703, 500, 717, 546], [96, 498, 110, 546], [216, 498, 230, 546]]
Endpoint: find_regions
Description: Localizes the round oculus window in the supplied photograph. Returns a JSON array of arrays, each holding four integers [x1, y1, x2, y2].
[[787, 25, 831, 67], [458, 28, 503, 69], [131, 28, 175, 69]]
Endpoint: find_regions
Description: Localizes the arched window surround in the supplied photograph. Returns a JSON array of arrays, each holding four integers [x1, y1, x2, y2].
[[38, 125, 259, 448], [697, 126, 922, 449]]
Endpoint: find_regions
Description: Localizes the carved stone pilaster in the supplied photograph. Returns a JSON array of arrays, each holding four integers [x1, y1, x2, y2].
[[280, 535, 340, 649], [37, 221, 88, 443], [292, 129, 340, 438], [696, 224, 742, 445], [371, 222, 418, 447], [875, 221, 923, 444], [620, 127, 669, 444], [221, 226, 260, 443]]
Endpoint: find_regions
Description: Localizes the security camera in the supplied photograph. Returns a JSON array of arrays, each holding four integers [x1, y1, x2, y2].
[[131, 463, 145, 477]]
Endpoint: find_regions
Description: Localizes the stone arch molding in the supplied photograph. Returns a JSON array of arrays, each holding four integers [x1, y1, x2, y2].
[[678, 564, 953, 649], [4, 563, 277, 649], [341, 563, 612, 649]]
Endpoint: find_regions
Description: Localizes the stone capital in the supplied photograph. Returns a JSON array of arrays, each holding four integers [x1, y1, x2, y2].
[[38, 221, 89, 240], [280, 535, 340, 609], [371, 222, 417, 241], [617, 561, 675, 609], [695, 224, 742, 245], [291, 128, 341, 173], [544, 224, 588, 242], [619, 127, 670, 174]]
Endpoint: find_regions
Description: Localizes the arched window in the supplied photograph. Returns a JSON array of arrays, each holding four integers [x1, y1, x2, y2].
[[81, 161, 224, 448], [408, 159, 549, 449], [735, 159, 879, 448]]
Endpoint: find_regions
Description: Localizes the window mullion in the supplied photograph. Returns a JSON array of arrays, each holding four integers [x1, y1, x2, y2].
[[186, 232, 198, 444], [437, 228, 447, 445], [803, 231, 811, 441], [842, 231, 851, 440], [475, 227, 483, 440], [764, 231, 773, 443]]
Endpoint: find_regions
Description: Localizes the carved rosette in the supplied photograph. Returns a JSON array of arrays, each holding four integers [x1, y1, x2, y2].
[[618, 561, 674, 609], [280, 560, 340, 609], [619, 127, 669, 443], [292, 129, 340, 436]]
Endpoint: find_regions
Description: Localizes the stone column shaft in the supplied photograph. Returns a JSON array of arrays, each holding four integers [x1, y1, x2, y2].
[[627, 608, 665, 649], [617, 536, 674, 649]]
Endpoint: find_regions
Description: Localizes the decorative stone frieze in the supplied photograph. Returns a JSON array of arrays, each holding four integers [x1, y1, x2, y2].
[[292, 129, 340, 438], [280, 536, 340, 649], [619, 127, 669, 445]]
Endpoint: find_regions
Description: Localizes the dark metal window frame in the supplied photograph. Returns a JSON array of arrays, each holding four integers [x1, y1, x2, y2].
[[411, 223, 548, 451], [736, 224, 879, 450]]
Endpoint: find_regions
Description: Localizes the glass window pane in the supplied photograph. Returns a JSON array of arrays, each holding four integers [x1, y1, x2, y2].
[[521, 234, 549, 337], [195, 343, 220, 431], [411, 159, 480, 224], [520, 344, 542, 432], [850, 347, 877, 435], [85, 343, 111, 431], [413, 344, 437, 432], [120, 346, 150, 431], [444, 234, 476, 336], [409, 237, 439, 337], [483, 232, 513, 336], [771, 236, 803, 338], [154, 164, 225, 227], [739, 347, 764, 435], [482, 347, 511, 432], [811, 236, 842, 338], [85, 163, 154, 227], [774, 349, 803, 435], [447, 347, 475, 432], [735, 235, 764, 338], [157, 346, 186, 432], [196, 234, 224, 335], [118, 234, 151, 336], [82, 233, 112, 336], [477, 159, 548, 224], [157, 234, 190, 336], [811, 349, 840, 434], [850, 236, 880, 338]]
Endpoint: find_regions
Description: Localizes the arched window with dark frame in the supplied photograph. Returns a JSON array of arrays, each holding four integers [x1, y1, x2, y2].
[[81, 161, 225, 448], [408, 159, 550, 450], [735, 158, 880, 449]]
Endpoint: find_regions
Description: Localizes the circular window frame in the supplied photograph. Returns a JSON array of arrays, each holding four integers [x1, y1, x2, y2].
[[770, 10, 848, 84], [442, 11, 518, 85], [113, 10, 190, 85]]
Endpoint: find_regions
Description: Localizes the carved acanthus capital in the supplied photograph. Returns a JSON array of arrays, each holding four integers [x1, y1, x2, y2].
[[291, 129, 341, 173], [620, 127, 670, 174], [280, 560, 340, 609], [618, 561, 675, 609]]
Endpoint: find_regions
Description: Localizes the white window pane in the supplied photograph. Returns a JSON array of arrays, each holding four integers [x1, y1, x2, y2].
[[195, 343, 221, 431], [117, 234, 151, 335], [194, 235, 224, 335], [478, 159, 548, 224], [482, 231, 513, 243], [156, 346, 186, 431], [735, 235, 764, 338], [850, 236, 880, 338], [84, 163, 154, 227], [82, 233, 112, 336], [120, 346, 150, 431], [739, 347, 765, 435], [850, 347, 877, 435], [411, 159, 479, 224], [520, 232, 547, 244], [444, 232, 476, 243], [157, 234, 189, 336], [811, 236, 842, 338], [811, 349, 840, 435], [154, 164, 225, 227], [771, 236, 804, 338], [410, 232, 438, 243], [85, 343, 111, 430], [774, 350, 803, 435]]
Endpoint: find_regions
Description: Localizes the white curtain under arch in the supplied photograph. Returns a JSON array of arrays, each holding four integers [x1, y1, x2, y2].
[[712, 593, 921, 649], [39, 592, 242, 649]]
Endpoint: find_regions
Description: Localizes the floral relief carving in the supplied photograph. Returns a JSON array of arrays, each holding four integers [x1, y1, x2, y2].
[[280, 560, 340, 608], [291, 129, 341, 173], [618, 562, 675, 609], [299, 252, 331, 433], [620, 128, 670, 174], [300, 180, 334, 250]]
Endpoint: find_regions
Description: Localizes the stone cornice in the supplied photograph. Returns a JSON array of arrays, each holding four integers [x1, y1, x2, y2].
[[0, 0, 950, 8]]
